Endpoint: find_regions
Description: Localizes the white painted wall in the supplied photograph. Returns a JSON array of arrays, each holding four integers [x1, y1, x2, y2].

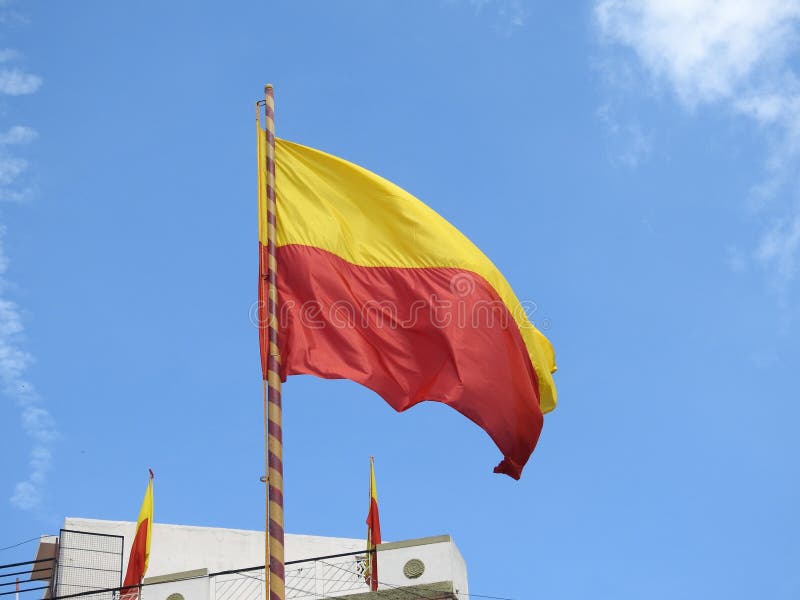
[[376, 536, 469, 599], [62, 518, 366, 578], [141, 575, 209, 600], [57, 519, 469, 599]]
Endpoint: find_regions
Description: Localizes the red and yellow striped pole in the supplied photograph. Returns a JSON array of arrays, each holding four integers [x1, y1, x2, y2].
[[258, 84, 285, 600]]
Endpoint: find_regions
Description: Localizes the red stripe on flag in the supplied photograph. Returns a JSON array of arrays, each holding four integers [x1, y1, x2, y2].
[[366, 496, 380, 591], [121, 518, 149, 600], [274, 244, 543, 479], [366, 497, 381, 544]]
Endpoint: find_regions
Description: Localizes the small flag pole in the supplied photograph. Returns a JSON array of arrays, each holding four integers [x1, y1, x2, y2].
[[368, 456, 375, 590], [366, 456, 381, 591], [262, 83, 286, 600]]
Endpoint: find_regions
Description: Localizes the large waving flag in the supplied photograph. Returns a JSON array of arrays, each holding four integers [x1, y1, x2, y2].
[[365, 457, 381, 591], [259, 137, 557, 479], [122, 470, 154, 598]]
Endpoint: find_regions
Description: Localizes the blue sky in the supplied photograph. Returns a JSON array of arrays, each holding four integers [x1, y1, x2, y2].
[[2, 1, 799, 598]]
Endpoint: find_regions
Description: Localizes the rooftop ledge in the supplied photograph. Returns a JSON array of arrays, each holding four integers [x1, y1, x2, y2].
[[36, 520, 469, 600]]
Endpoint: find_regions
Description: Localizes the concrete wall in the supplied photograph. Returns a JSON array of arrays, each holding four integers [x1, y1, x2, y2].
[[62, 518, 366, 578], [56, 519, 469, 600], [375, 535, 468, 599], [141, 570, 209, 600]]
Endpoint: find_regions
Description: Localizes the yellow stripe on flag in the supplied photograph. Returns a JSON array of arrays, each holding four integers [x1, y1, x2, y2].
[[271, 138, 557, 413], [137, 473, 154, 573]]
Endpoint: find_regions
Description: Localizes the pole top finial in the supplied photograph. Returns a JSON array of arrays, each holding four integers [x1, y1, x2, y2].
[[265, 83, 274, 92]]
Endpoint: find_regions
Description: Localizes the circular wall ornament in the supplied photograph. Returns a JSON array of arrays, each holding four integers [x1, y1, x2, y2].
[[403, 558, 425, 579], [166, 593, 185, 600]]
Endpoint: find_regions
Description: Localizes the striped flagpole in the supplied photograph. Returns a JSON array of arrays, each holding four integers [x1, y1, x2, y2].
[[263, 84, 286, 600]]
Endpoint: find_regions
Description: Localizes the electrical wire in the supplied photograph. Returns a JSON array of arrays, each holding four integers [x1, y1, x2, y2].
[[0, 566, 53, 580], [315, 558, 516, 600], [221, 555, 516, 600], [16, 547, 516, 600], [0, 585, 48, 598], [0, 537, 49, 553], [0, 558, 55, 570], [317, 558, 442, 600]]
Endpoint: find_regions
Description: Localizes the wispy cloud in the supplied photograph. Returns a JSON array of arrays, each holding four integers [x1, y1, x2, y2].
[[0, 46, 41, 96], [0, 2, 28, 27], [0, 125, 36, 145], [0, 243, 57, 510], [449, 0, 529, 35], [756, 209, 800, 289], [0, 156, 27, 185], [594, 0, 800, 290], [0, 22, 52, 510], [595, 1, 800, 106], [0, 125, 36, 202], [1, 164, 52, 512], [0, 68, 41, 95], [596, 103, 652, 167], [0, 48, 20, 63]]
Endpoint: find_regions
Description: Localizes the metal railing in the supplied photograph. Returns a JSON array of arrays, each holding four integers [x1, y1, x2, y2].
[[213, 550, 370, 600], [0, 557, 56, 598], [37, 549, 374, 600], [55, 530, 123, 600]]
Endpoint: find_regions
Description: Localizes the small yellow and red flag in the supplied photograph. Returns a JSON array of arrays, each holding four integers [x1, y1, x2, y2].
[[365, 457, 381, 591], [121, 470, 154, 599]]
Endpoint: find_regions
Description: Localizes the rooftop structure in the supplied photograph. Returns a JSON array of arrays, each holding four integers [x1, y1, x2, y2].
[[25, 519, 468, 600]]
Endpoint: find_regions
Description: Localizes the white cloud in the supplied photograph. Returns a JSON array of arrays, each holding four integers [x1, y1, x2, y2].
[[0, 187, 33, 202], [597, 103, 653, 167], [0, 48, 20, 63], [0, 230, 57, 512], [0, 154, 33, 202], [0, 125, 37, 145], [595, 0, 800, 106], [725, 245, 749, 273], [0, 127, 37, 200], [0, 0, 27, 26], [491, 0, 528, 31], [756, 207, 800, 286], [0, 68, 41, 95], [0, 156, 27, 185], [595, 0, 800, 290], [450, 0, 528, 33], [0, 31, 51, 510]]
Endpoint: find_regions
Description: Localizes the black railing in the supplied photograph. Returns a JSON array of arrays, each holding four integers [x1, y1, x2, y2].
[[29, 549, 377, 600], [2, 546, 395, 600], [54, 529, 124, 600], [0, 557, 56, 598]]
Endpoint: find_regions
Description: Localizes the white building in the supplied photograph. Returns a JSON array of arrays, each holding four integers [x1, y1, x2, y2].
[[30, 519, 469, 600]]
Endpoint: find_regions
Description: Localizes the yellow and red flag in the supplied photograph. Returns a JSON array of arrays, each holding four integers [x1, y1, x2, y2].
[[365, 457, 381, 591], [121, 470, 154, 598], [258, 137, 558, 479]]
